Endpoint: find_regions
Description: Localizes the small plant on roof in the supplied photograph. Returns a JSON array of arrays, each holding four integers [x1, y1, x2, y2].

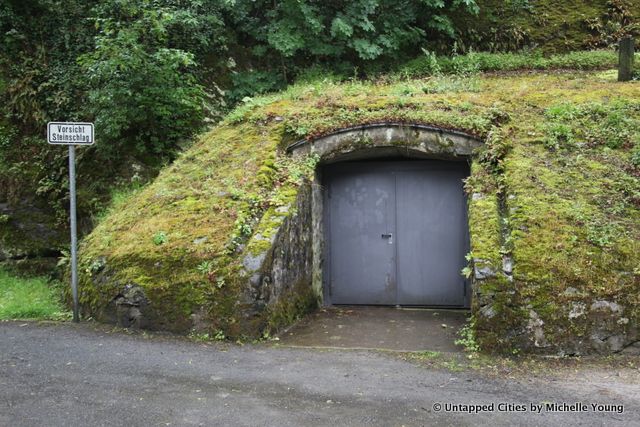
[[152, 231, 168, 245]]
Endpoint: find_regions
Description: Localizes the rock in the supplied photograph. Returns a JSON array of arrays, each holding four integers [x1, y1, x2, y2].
[[243, 252, 267, 273], [606, 335, 626, 352], [474, 265, 496, 280], [114, 284, 149, 329], [249, 273, 261, 287], [192, 236, 208, 245], [590, 300, 623, 314], [480, 304, 496, 319], [190, 307, 210, 333], [241, 183, 314, 324], [590, 333, 626, 353], [568, 302, 586, 319], [0, 197, 66, 259], [584, 300, 636, 353], [621, 341, 640, 355], [527, 310, 549, 348], [275, 205, 290, 214], [502, 256, 513, 275]]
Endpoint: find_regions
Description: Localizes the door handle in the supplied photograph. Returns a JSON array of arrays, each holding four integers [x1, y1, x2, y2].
[[381, 233, 393, 238]]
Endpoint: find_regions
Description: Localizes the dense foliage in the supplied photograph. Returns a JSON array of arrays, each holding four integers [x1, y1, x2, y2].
[[229, 0, 478, 62], [80, 1, 213, 158], [1, 0, 481, 163]]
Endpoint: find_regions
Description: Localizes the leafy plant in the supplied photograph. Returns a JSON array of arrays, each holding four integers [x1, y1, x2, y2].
[[631, 143, 640, 167], [586, 220, 623, 248], [88, 257, 107, 275], [544, 123, 574, 150], [543, 100, 640, 157], [189, 332, 210, 342], [455, 319, 480, 353], [399, 50, 618, 78], [461, 252, 473, 279], [275, 153, 320, 184], [152, 231, 168, 245], [196, 261, 214, 275]]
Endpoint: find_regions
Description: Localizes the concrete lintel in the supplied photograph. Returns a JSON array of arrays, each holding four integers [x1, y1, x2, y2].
[[287, 123, 483, 160]]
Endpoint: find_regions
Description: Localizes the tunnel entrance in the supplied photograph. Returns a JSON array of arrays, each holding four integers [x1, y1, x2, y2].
[[323, 159, 470, 307]]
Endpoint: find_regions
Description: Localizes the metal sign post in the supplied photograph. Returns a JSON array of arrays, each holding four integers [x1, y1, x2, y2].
[[47, 122, 95, 323], [68, 145, 79, 322]]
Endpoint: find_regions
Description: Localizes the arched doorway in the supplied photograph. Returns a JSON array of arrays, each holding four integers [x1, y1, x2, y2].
[[286, 122, 482, 307]]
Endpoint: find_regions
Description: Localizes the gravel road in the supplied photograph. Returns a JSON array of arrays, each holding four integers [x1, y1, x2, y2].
[[0, 321, 637, 426]]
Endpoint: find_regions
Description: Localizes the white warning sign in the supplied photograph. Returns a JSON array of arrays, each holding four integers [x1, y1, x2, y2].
[[47, 122, 94, 145]]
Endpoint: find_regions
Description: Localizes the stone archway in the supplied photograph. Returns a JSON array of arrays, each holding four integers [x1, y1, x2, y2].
[[286, 123, 483, 305], [287, 122, 482, 160]]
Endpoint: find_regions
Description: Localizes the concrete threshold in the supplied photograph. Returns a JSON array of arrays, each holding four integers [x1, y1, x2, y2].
[[276, 306, 469, 353]]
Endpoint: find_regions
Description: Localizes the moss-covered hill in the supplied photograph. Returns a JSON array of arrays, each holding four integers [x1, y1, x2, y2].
[[78, 51, 640, 353]]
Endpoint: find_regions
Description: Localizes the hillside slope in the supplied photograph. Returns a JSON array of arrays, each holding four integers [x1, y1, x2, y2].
[[453, 0, 640, 53], [78, 53, 640, 353]]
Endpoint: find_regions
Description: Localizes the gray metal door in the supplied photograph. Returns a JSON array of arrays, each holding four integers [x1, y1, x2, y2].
[[325, 161, 469, 307], [326, 165, 397, 304], [395, 163, 469, 306]]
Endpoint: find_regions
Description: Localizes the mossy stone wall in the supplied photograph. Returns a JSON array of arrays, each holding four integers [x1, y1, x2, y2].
[[240, 182, 316, 334]]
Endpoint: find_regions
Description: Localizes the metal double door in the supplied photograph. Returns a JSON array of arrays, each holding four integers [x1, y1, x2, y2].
[[325, 161, 470, 307]]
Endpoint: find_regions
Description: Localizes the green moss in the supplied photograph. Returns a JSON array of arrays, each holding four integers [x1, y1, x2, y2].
[[467, 192, 502, 267], [245, 201, 293, 257], [265, 280, 317, 335]]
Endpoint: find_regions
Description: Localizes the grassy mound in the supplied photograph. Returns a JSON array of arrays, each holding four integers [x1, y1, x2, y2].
[[79, 50, 640, 351]]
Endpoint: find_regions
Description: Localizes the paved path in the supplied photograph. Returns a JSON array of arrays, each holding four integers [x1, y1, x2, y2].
[[277, 306, 468, 352], [0, 321, 637, 426]]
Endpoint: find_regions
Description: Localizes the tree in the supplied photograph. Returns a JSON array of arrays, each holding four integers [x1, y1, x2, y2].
[[227, 0, 479, 64], [80, 0, 229, 159]]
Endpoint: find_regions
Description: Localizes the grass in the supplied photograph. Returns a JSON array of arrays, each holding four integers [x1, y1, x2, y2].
[[403, 350, 640, 380], [92, 182, 146, 224], [0, 268, 70, 320], [397, 50, 623, 79]]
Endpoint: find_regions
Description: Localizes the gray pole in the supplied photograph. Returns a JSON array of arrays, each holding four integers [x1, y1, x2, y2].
[[618, 36, 635, 82], [68, 145, 79, 322]]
